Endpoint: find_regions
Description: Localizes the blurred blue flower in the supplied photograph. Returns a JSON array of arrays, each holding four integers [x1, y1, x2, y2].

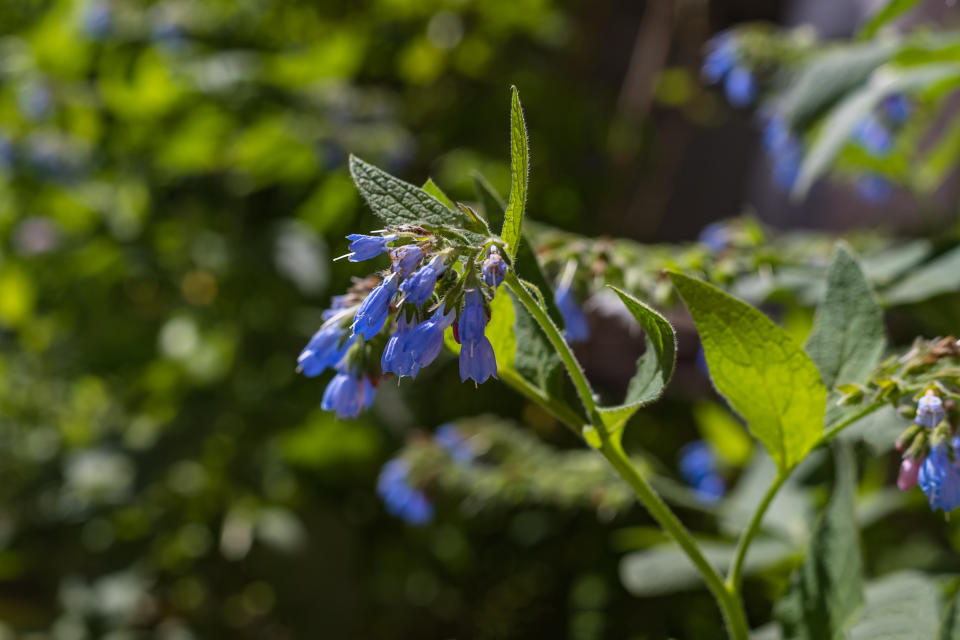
[[698, 222, 732, 252], [435, 423, 475, 464], [400, 255, 446, 306], [481, 247, 506, 289], [916, 391, 945, 429], [377, 459, 433, 525], [459, 289, 497, 384], [18, 83, 52, 122], [724, 67, 756, 107], [853, 114, 893, 155], [702, 35, 736, 83], [346, 234, 396, 262], [678, 440, 725, 504], [882, 94, 912, 126], [352, 274, 399, 339], [555, 282, 589, 343], [403, 307, 456, 370], [855, 175, 893, 203], [918, 443, 960, 512], [321, 371, 375, 418], [81, 2, 112, 39]]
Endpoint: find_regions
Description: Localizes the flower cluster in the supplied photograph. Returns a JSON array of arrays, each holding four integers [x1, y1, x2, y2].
[[298, 229, 509, 418], [702, 33, 757, 108], [895, 390, 960, 512], [678, 440, 726, 504]]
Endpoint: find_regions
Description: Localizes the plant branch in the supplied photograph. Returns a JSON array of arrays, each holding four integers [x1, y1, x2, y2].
[[726, 471, 788, 592]]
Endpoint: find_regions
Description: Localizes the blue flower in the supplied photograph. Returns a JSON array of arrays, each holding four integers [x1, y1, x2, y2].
[[724, 67, 756, 107], [458, 290, 497, 384], [678, 440, 726, 504], [377, 459, 433, 525], [403, 307, 456, 369], [916, 391, 945, 429], [390, 245, 423, 277], [81, 2, 112, 39], [918, 443, 960, 512], [853, 114, 893, 155], [352, 274, 399, 339], [435, 423, 474, 464], [555, 282, 590, 343], [882, 94, 911, 126], [772, 139, 802, 190], [321, 371, 376, 418], [482, 248, 507, 289], [381, 315, 419, 378], [855, 175, 893, 203], [298, 317, 355, 377], [762, 116, 790, 152], [400, 256, 446, 306], [702, 35, 736, 83], [346, 234, 396, 262]]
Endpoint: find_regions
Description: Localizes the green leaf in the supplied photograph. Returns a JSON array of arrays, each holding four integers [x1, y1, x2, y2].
[[805, 243, 886, 389], [793, 62, 960, 197], [502, 86, 529, 262], [511, 293, 564, 395], [939, 583, 960, 640], [473, 172, 506, 233], [883, 245, 960, 305], [422, 177, 455, 210], [670, 273, 827, 471], [846, 572, 938, 640], [858, 0, 923, 40], [860, 239, 932, 287], [775, 444, 863, 640], [597, 287, 676, 431], [348, 155, 463, 228], [916, 114, 960, 193]]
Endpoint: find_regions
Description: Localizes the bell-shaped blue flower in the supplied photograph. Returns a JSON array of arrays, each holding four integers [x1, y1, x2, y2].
[[390, 245, 423, 277], [458, 289, 497, 384], [918, 443, 960, 512], [352, 274, 399, 339], [916, 391, 945, 429], [724, 67, 756, 107], [346, 234, 396, 262], [555, 282, 590, 343], [321, 371, 376, 418], [403, 307, 456, 370], [377, 459, 433, 525], [482, 248, 507, 289], [399, 256, 446, 306], [298, 318, 355, 377], [381, 315, 419, 378]]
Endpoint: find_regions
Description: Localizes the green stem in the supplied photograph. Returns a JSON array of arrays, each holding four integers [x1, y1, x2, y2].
[[505, 271, 750, 640], [726, 471, 788, 592], [820, 400, 885, 445], [499, 368, 584, 434]]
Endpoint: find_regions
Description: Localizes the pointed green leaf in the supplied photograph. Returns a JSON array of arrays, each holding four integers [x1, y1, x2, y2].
[[349, 155, 463, 227], [502, 86, 529, 262], [669, 273, 827, 471], [776, 444, 863, 640], [422, 177, 455, 210], [805, 243, 885, 389], [858, 0, 923, 40], [597, 287, 676, 430]]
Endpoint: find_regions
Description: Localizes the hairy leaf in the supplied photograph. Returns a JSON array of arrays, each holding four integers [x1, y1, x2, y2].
[[502, 86, 529, 262], [805, 243, 885, 389], [597, 287, 676, 431], [776, 445, 863, 640], [670, 273, 827, 471], [349, 155, 463, 227]]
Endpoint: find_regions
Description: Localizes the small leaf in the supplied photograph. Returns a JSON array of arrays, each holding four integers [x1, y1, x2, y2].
[[858, 0, 923, 40], [502, 86, 529, 262], [422, 177, 455, 210], [846, 572, 938, 640], [805, 243, 886, 389], [883, 245, 960, 305], [349, 155, 463, 228], [670, 273, 827, 471], [775, 444, 863, 640], [597, 287, 676, 431]]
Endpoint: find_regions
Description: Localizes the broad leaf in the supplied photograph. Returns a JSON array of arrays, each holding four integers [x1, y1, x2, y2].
[[776, 444, 863, 640], [597, 287, 676, 431], [846, 572, 938, 640], [502, 86, 529, 262], [670, 273, 827, 471], [883, 245, 960, 305], [349, 155, 463, 227], [805, 243, 885, 389], [858, 0, 923, 40]]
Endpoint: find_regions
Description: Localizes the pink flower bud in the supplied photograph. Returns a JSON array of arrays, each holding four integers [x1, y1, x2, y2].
[[898, 457, 921, 491]]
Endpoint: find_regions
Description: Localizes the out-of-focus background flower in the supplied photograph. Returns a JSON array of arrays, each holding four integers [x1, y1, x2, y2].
[[1, 0, 959, 638]]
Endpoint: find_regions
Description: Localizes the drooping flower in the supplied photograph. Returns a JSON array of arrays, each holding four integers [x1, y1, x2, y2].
[[298, 316, 355, 377], [400, 255, 446, 306], [556, 282, 590, 343], [724, 67, 756, 107], [458, 289, 497, 384], [352, 274, 399, 339], [390, 244, 423, 277], [381, 314, 419, 378], [377, 459, 433, 525], [434, 423, 475, 464], [346, 234, 396, 262], [321, 370, 376, 418], [403, 306, 456, 370], [481, 247, 507, 289], [915, 390, 945, 428], [897, 456, 922, 491], [918, 443, 960, 512]]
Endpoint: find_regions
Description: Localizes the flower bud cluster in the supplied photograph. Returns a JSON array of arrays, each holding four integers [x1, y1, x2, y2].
[[894, 390, 960, 512], [297, 229, 509, 417]]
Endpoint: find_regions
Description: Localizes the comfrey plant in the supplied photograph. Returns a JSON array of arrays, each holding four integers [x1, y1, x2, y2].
[[295, 89, 960, 638]]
